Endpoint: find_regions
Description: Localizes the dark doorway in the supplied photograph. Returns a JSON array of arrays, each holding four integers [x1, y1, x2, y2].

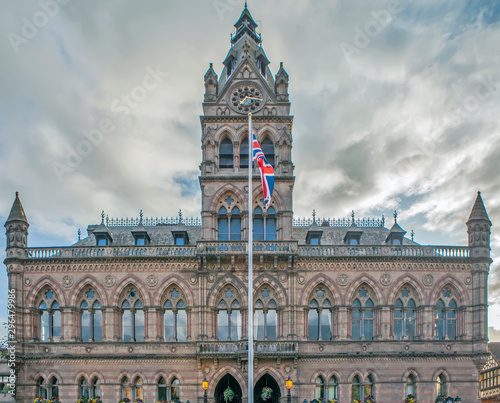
[[254, 374, 281, 403], [214, 374, 243, 403]]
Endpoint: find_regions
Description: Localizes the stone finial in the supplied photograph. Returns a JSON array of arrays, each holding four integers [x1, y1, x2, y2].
[[78, 228, 81, 241], [411, 230, 414, 242], [101, 210, 105, 224]]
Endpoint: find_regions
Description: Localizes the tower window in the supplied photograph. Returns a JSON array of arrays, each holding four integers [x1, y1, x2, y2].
[[240, 137, 249, 168], [219, 138, 234, 168], [218, 206, 241, 241], [253, 206, 276, 241], [261, 138, 274, 167]]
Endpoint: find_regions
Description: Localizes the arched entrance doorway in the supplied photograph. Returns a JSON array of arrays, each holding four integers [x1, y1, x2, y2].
[[254, 374, 281, 403], [214, 374, 243, 403]]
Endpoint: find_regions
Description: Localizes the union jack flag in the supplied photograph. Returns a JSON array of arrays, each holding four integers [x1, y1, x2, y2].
[[252, 134, 274, 208]]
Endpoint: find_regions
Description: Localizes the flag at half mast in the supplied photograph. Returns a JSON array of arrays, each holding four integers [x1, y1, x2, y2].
[[252, 134, 274, 208]]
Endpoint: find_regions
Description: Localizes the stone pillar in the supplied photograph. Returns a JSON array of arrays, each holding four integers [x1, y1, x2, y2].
[[338, 307, 349, 340], [380, 306, 391, 339]]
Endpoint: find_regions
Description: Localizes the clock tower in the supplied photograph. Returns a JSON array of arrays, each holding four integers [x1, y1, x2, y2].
[[200, 4, 294, 241]]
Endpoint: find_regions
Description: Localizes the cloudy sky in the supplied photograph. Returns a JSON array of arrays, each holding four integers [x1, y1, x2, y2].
[[1, 0, 500, 339]]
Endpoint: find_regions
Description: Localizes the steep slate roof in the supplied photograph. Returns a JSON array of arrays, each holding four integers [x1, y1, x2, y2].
[[489, 343, 500, 366], [6, 192, 28, 223], [468, 191, 491, 222], [72, 221, 417, 247]]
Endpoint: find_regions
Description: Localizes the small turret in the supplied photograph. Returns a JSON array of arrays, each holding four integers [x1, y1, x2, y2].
[[275, 62, 289, 102], [5, 192, 29, 257], [204, 63, 218, 102], [467, 191, 492, 258]]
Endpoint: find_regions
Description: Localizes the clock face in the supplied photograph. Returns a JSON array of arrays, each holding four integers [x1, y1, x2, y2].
[[229, 84, 265, 113]]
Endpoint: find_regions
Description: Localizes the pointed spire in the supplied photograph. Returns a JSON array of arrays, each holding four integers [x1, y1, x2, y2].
[[232, 3, 261, 45], [467, 191, 491, 223], [6, 192, 28, 224]]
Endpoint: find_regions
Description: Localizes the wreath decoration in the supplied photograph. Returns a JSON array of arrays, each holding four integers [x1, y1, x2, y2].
[[224, 387, 234, 403], [261, 387, 273, 401]]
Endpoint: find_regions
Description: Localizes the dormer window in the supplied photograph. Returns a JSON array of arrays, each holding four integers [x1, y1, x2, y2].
[[132, 229, 150, 246], [172, 231, 189, 245], [95, 235, 110, 246], [344, 229, 362, 245], [134, 235, 147, 246], [306, 231, 322, 245]]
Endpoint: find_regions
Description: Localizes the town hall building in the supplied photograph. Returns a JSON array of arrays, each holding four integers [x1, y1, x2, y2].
[[6, 5, 491, 403]]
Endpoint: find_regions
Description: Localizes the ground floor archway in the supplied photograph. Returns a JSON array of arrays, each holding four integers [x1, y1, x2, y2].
[[254, 374, 281, 403], [214, 374, 243, 403]]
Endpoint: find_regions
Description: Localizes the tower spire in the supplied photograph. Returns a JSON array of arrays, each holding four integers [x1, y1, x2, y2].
[[6, 191, 28, 224]]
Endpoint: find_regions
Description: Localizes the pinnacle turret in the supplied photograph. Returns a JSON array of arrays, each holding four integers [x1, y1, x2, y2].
[[5, 192, 29, 251], [467, 191, 491, 223], [6, 191, 28, 224]]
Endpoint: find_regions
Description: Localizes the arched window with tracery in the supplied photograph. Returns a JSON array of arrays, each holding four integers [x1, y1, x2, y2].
[[351, 287, 375, 341], [217, 286, 242, 341], [261, 137, 275, 166], [254, 287, 278, 340], [308, 287, 332, 341], [163, 287, 187, 342], [38, 288, 61, 342], [435, 288, 458, 340], [393, 287, 417, 340], [253, 205, 276, 241], [217, 195, 242, 241], [80, 287, 103, 342], [219, 137, 234, 168], [121, 287, 145, 342]]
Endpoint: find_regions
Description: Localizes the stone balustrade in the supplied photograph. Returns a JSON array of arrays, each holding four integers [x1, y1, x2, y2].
[[24, 244, 469, 260]]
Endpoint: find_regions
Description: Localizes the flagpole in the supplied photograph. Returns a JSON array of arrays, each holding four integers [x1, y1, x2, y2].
[[247, 110, 254, 403]]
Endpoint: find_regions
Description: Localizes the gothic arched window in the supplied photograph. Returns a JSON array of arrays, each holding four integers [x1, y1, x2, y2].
[[217, 202, 242, 241], [171, 378, 180, 402], [38, 288, 61, 342], [394, 287, 417, 340], [219, 138, 234, 168], [261, 137, 275, 166], [253, 206, 277, 241], [163, 287, 187, 342], [91, 378, 101, 399], [217, 287, 241, 341], [49, 378, 59, 399], [158, 377, 167, 401], [308, 287, 332, 341], [121, 288, 145, 342], [240, 137, 249, 168], [364, 375, 374, 400], [406, 374, 416, 398], [352, 375, 362, 401], [314, 376, 325, 400], [80, 288, 103, 342], [254, 288, 277, 340], [37, 377, 47, 399], [352, 287, 375, 341], [79, 378, 89, 399], [435, 288, 458, 340], [436, 374, 446, 396], [328, 376, 339, 400]]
